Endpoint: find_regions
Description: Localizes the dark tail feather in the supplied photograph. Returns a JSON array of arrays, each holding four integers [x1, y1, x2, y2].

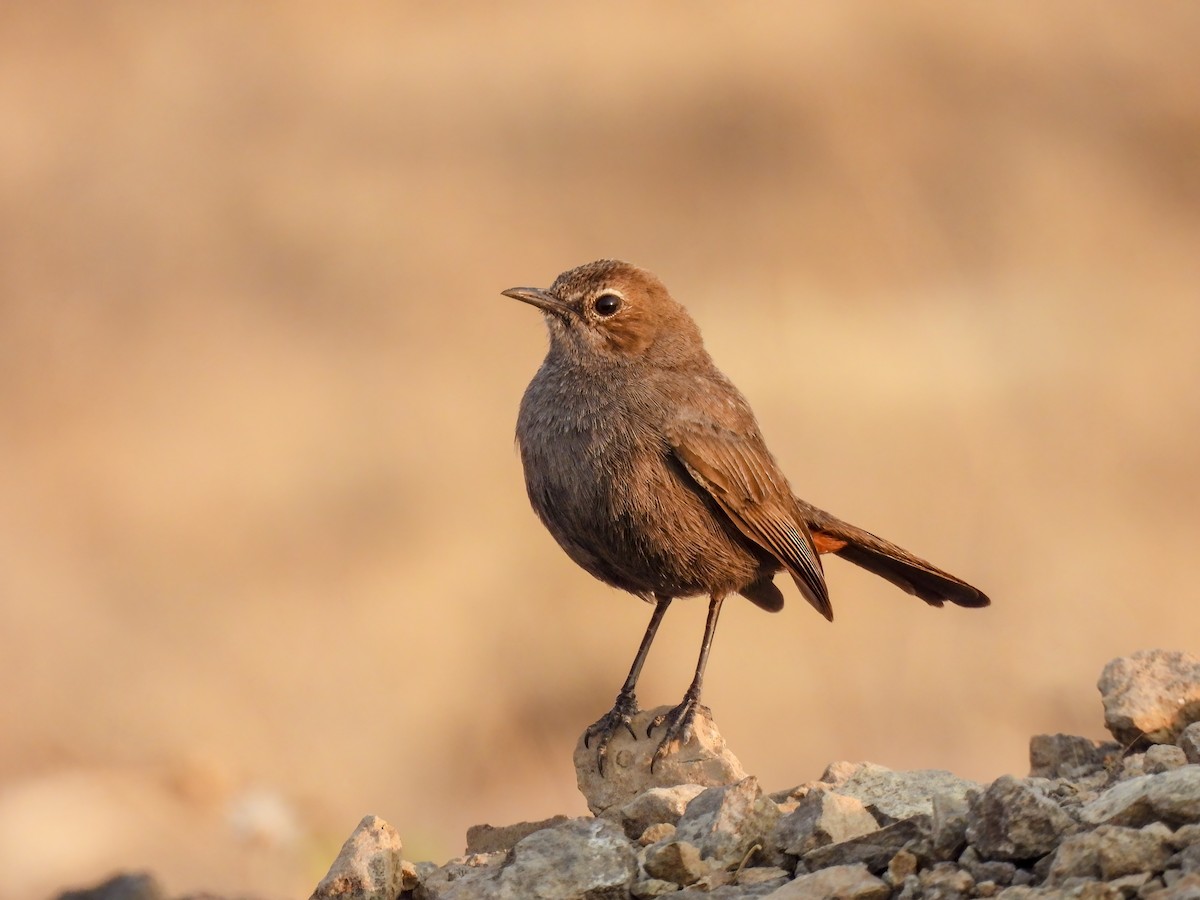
[[798, 501, 990, 609]]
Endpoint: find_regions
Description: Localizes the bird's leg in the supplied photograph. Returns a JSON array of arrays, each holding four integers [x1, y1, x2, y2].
[[585, 594, 672, 775], [647, 594, 725, 771]]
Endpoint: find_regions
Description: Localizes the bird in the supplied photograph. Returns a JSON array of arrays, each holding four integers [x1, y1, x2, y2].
[[502, 259, 989, 772]]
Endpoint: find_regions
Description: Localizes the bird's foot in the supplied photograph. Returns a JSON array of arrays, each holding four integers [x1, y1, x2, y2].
[[646, 693, 709, 772], [584, 688, 640, 776]]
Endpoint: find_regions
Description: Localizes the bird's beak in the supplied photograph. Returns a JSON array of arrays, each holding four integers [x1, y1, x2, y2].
[[501, 286, 571, 316]]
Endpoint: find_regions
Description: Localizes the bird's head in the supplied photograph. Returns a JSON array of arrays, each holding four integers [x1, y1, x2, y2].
[[503, 259, 703, 367]]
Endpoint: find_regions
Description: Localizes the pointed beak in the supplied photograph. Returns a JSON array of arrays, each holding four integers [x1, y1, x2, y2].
[[501, 286, 571, 316]]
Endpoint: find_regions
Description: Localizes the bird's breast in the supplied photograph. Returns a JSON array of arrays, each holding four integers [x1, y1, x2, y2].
[[515, 367, 767, 597]]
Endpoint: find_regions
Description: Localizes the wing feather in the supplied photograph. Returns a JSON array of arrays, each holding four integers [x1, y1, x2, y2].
[[667, 420, 833, 619]]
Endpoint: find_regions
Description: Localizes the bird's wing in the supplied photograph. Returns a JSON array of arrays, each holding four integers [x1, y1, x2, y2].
[[666, 417, 832, 619]]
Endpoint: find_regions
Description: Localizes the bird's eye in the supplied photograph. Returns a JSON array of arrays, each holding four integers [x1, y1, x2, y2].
[[593, 293, 622, 317]]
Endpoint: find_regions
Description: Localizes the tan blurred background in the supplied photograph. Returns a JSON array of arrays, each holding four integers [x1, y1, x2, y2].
[[2, 3, 1198, 898]]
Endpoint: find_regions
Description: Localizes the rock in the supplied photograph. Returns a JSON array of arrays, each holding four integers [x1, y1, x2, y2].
[[1174, 824, 1200, 850], [423, 819, 636, 899], [1045, 824, 1173, 885], [959, 846, 1018, 887], [803, 816, 931, 874], [1172, 842, 1200, 875], [894, 873, 921, 899], [770, 789, 879, 856], [575, 705, 747, 816], [931, 791, 973, 861], [670, 776, 781, 868], [966, 776, 1077, 860], [621, 785, 707, 839], [501, 818, 636, 898], [676, 883, 787, 900], [414, 854, 504, 900], [465, 815, 571, 854], [455, 817, 638, 900], [1080, 768, 1200, 827], [738, 866, 790, 886], [311, 815, 404, 900], [400, 860, 420, 892], [640, 823, 677, 845], [763, 863, 890, 899], [1029, 734, 1109, 779], [887, 848, 919, 885], [1146, 872, 1200, 898], [56, 873, 165, 900], [642, 840, 712, 886], [632, 877, 682, 897], [1179, 724, 1200, 765], [1099, 651, 1200, 747], [1120, 753, 1147, 781], [1145, 746, 1188, 774], [1110, 871, 1154, 893], [919, 862, 974, 900], [821, 762, 980, 823]]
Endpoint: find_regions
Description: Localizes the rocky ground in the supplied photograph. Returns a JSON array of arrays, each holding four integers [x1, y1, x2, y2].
[[62, 650, 1200, 900]]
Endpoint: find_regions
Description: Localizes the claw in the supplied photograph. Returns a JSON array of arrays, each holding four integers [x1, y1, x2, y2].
[[647, 696, 708, 773], [584, 689, 641, 776]]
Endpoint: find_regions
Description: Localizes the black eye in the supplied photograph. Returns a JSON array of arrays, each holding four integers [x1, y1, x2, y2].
[[593, 293, 622, 317]]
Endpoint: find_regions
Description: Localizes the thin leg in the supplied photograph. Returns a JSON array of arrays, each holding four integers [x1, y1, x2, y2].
[[585, 594, 672, 775], [647, 594, 725, 770]]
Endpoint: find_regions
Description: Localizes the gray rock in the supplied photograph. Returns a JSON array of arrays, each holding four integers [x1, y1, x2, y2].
[[1171, 843, 1200, 875], [621, 785, 708, 839], [574, 705, 747, 816], [415, 855, 506, 900], [993, 888, 1041, 899], [1046, 824, 1173, 885], [430, 818, 636, 899], [466, 815, 571, 854], [770, 789, 879, 856], [966, 775, 1077, 860], [676, 883, 788, 900], [803, 816, 931, 873], [1099, 651, 1200, 747], [1179, 724, 1200, 766], [960, 846, 1018, 886], [1110, 871, 1154, 894], [631, 877, 681, 898], [737, 866, 790, 887], [642, 840, 712, 886], [823, 762, 980, 823], [762, 863, 890, 899], [1080, 768, 1200, 827], [57, 873, 164, 900], [932, 791, 973, 861], [1174, 825, 1200, 850], [671, 776, 781, 867], [497, 818, 637, 899], [1122, 754, 1148, 782], [894, 873, 921, 899], [1145, 872, 1200, 898], [1030, 734, 1109, 779], [1145, 746, 1188, 774], [311, 815, 404, 900]]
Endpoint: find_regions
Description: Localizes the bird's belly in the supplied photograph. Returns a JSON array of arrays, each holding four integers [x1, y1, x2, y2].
[[520, 435, 769, 599]]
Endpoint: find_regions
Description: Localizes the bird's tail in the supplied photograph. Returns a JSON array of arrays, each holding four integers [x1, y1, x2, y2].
[[797, 500, 990, 609]]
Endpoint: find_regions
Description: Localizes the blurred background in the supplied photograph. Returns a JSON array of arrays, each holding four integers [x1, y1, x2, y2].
[[1, 3, 1198, 898]]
